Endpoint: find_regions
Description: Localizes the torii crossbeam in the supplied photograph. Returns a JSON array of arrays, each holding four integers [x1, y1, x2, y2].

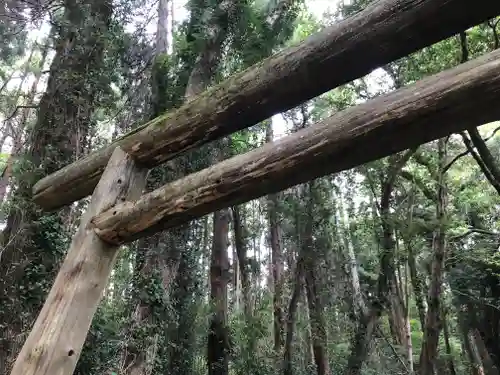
[[9, 0, 500, 373]]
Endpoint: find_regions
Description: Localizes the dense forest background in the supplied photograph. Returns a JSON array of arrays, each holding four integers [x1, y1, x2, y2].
[[1, 0, 500, 375]]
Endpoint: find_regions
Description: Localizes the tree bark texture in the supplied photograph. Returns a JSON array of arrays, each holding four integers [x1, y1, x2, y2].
[[269, 192, 285, 353], [466, 302, 500, 375], [0, 0, 112, 370], [90, 48, 500, 244], [207, 209, 231, 375], [407, 241, 427, 329], [232, 205, 252, 317], [442, 309, 457, 375], [303, 182, 330, 375], [460, 132, 500, 196], [283, 254, 305, 375], [32, 0, 500, 210], [467, 126, 500, 194], [266, 122, 286, 355], [419, 138, 447, 375]]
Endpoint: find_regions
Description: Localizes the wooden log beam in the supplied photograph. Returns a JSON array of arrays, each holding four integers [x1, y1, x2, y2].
[[10, 147, 147, 375], [90, 49, 500, 245], [33, 0, 500, 210]]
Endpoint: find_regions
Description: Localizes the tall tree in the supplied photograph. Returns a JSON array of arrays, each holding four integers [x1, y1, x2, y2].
[[419, 139, 448, 375], [0, 0, 113, 370], [267, 122, 285, 358]]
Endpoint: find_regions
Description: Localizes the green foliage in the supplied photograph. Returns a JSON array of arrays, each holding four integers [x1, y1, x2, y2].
[[4, 0, 500, 374], [76, 306, 123, 375], [230, 299, 276, 375], [228, 0, 303, 67]]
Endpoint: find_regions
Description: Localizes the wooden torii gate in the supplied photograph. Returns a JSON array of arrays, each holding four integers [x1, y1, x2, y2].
[[9, 0, 500, 373]]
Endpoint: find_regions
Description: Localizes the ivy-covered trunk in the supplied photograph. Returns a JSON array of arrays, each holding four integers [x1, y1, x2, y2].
[[0, 0, 112, 370], [123, 0, 241, 371]]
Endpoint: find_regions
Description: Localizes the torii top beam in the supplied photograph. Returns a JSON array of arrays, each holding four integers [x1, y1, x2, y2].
[[33, 0, 500, 210], [89, 48, 500, 244]]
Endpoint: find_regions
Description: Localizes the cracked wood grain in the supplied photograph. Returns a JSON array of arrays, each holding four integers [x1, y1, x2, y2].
[[91, 48, 500, 245], [10, 147, 147, 375]]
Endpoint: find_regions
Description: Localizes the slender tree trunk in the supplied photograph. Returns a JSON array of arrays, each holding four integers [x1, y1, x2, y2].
[[469, 332, 487, 375], [337, 189, 366, 319], [208, 209, 231, 375], [405, 263, 414, 374], [467, 126, 500, 188], [344, 150, 414, 375], [0, 41, 49, 202], [442, 308, 457, 375], [232, 232, 241, 310], [407, 241, 427, 330], [303, 286, 315, 369], [406, 309, 414, 373], [0, 46, 35, 202], [388, 279, 408, 347], [305, 264, 331, 375], [419, 138, 448, 375], [267, 123, 285, 356], [462, 326, 484, 375], [464, 302, 500, 375], [471, 328, 500, 375], [303, 181, 330, 375], [344, 309, 381, 375], [122, 0, 175, 368], [232, 205, 251, 318], [269, 196, 285, 352], [156, 0, 170, 54], [283, 255, 305, 375]]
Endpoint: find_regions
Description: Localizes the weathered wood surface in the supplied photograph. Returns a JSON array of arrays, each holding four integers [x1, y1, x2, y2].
[[10, 147, 147, 375], [33, 0, 500, 210], [90, 49, 500, 245]]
